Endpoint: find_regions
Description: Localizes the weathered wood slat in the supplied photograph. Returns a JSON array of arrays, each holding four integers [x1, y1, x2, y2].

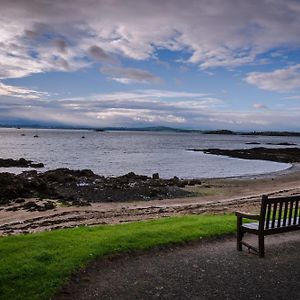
[[293, 200, 299, 225], [271, 202, 278, 229], [282, 201, 288, 226], [277, 201, 283, 227], [265, 203, 272, 229], [288, 201, 294, 226]]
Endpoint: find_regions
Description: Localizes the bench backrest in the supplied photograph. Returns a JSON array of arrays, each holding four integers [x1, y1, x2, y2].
[[260, 195, 300, 232]]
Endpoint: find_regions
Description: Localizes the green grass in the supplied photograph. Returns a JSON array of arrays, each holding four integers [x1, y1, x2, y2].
[[0, 214, 236, 300], [186, 186, 222, 197]]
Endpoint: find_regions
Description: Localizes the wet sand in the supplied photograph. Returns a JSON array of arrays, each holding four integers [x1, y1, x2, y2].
[[1, 164, 300, 235]]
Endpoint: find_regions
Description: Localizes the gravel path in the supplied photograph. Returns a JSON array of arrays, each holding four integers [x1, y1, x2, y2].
[[56, 232, 300, 300]]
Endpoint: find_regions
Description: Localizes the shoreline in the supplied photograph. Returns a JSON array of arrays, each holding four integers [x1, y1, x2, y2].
[[1, 163, 300, 236]]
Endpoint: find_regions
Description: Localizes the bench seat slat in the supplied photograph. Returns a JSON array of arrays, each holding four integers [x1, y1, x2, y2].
[[242, 217, 300, 231]]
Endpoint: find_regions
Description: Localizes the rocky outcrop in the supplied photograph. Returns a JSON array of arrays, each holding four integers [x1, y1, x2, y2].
[[0, 158, 44, 168], [0, 169, 200, 204], [188, 147, 300, 163]]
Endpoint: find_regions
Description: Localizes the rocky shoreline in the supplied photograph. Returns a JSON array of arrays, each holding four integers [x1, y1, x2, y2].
[[188, 147, 300, 163], [0, 168, 202, 207], [0, 157, 44, 168]]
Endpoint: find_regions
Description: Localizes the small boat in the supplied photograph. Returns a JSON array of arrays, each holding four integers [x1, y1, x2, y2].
[[82, 136, 85, 139], [33, 135, 39, 138]]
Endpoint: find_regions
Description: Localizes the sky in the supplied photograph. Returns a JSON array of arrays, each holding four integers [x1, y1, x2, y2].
[[1, 0, 300, 130]]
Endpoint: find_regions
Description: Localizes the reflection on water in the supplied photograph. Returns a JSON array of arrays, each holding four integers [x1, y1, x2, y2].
[[0, 128, 296, 179]]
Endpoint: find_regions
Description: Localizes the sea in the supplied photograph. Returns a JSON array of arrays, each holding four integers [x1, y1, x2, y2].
[[0, 128, 299, 179]]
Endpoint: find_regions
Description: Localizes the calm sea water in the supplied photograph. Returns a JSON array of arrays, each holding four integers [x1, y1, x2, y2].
[[0, 128, 298, 179]]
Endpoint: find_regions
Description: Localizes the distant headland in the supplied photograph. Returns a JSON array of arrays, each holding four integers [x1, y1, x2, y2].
[[1, 124, 300, 136]]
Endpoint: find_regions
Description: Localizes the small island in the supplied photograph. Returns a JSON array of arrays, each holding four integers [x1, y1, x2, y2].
[[188, 147, 300, 163]]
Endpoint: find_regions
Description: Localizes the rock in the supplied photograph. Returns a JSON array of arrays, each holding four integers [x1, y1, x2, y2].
[[152, 173, 160, 179], [23, 201, 40, 211], [0, 157, 44, 168], [0, 167, 192, 205], [43, 201, 56, 210], [188, 147, 300, 163], [15, 198, 25, 203], [30, 163, 44, 168]]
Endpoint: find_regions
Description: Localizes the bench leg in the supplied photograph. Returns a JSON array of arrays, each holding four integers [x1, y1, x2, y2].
[[258, 234, 265, 258], [237, 218, 243, 251]]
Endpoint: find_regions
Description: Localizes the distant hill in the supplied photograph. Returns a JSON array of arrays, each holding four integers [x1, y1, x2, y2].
[[101, 126, 198, 133], [203, 129, 235, 135], [1, 124, 300, 136]]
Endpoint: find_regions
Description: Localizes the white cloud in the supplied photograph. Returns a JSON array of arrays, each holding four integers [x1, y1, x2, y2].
[[0, 0, 300, 79], [245, 65, 300, 92], [2, 88, 300, 130], [284, 95, 300, 100], [253, 103, 268, 109], [0, 82, 48, 99]]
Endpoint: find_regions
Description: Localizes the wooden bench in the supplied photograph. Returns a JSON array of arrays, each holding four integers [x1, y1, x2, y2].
[[236, 194, 300, 257]]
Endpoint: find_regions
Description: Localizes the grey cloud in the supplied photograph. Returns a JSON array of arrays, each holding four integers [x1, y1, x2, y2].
[[101, 66, 161, 84], [56, 58, 71, 70], [53, 39, 67, 53], [88, 45, 114, 62]]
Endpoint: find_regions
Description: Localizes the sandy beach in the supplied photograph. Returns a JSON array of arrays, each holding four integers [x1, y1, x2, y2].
[[1, 164, 300, 236]]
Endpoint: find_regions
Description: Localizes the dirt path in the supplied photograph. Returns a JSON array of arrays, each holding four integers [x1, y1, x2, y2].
[[55, 231, 300, 300]]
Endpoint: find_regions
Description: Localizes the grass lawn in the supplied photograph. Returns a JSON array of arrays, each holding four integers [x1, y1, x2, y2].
[[0, 214, 236, 300]]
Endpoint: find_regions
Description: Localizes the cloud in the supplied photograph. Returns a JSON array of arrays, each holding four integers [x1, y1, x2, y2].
[[3, 88, 300, 131], [253, 103, 268, 109], [53, 39, 68, 53], [0, 82, 48, 99], [245, 65, 300, 92], [0, 0, 300, 79], [284, 95, 300, 100], [101, 66, 161, 84], [0, 89, 224, 127], [88, 45, 115, 63]]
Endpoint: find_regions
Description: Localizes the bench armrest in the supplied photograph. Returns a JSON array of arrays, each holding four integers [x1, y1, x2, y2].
[[235, 211, 260, 220]]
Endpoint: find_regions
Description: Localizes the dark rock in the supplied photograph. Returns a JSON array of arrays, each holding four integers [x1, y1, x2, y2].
[[189, 147, 300, 163], [0, 167, 192, 205], [43, 201, 56, 210], [0, 157, 44, 168], [266, 142, 297, 146], [15, 198, 25, 203], [152, 173, 160, 179], [23, 201, 40, 211], [30, 163, 44, 168]]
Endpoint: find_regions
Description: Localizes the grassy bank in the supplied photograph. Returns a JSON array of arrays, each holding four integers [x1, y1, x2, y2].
[[0, 214, 236, 300]]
